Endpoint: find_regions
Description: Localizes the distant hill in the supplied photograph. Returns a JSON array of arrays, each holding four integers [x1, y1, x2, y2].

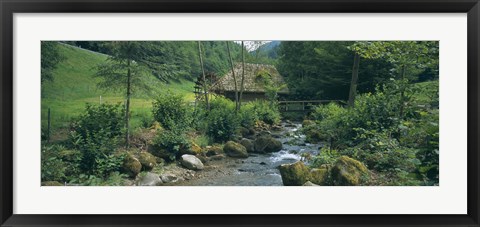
[[256, 41, 281, 59]]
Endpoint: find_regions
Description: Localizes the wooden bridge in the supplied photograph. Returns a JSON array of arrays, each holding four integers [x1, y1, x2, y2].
[[278, 100, 346, 112]]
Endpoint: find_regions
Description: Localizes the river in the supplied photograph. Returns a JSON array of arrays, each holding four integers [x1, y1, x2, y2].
[[175, 122, 323, 186]]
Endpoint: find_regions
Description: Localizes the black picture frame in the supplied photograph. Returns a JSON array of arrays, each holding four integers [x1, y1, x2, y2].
[[1, 0, 479, 226]]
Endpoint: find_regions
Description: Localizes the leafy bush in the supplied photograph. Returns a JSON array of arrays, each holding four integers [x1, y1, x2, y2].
[[70, 103, 125, 178], [41, 144, 67, 182], [152, 92, 190, 131], [206, 98, 240, 142], [310, 148, 340, 168], [152, 129, 190, 161], [249, 100, 281, 125], [71, 103, 125, 141]]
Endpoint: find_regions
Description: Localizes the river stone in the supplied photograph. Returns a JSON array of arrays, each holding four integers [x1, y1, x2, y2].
[[180, 154, 204, 170], [122, 154, 142, 178], [240, 138, 255, 153], [331, 156, 369, 186], [254, 136, 283, 153], [278, 161, 310, 186], [138, 152, 157, 171], [206, 145, 223, 157], [135, 172, 163, 186], [209, 154, 226, 161], [310, 168, 329, 185], [223, 141, 248, 158], [302, 181, 319, 186], [160, 173, 182, 184]]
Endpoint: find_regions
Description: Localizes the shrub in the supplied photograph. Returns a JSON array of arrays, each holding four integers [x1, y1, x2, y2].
[[71, 103, 125, 141], [41, 144, 67, 182], [152, 129, 190, 161], [152, 91, 190, 131], [203, 97, 240, 142], [70, 103, 125, 178], [310, 148, 340, 168], [249, 100, 281, 125]]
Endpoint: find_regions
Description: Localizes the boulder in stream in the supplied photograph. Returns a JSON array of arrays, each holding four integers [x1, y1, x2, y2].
[[240, 138, 255, 153], [180, 154, 204, 170], [278, 161, 310, 186], [254, 136, 283, 153], [223, 141, 249, 158]]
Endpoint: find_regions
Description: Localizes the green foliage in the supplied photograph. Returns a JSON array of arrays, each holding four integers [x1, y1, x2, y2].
[[311, 148, 340, 168], [309, 79, 439, 185], [206, 97, 240, 142], [41, 144, 67, 182], [71, 172, 128, 186], [70, 103, 125, 177], [41, 42, 64, 83], [152, 92, 190, 131], [152, 130, 190, 161], [248, 100, 281, 125]]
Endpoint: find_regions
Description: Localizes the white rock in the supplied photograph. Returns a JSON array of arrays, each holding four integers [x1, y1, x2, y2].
[[135, 172, 163, 186], [180, 154, 204, 170]]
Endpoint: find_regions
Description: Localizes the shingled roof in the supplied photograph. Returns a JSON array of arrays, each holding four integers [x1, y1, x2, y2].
[[212, 63, 289, 94]]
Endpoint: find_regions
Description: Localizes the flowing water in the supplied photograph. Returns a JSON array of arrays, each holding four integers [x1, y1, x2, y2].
[[178, 122, 324, 186]]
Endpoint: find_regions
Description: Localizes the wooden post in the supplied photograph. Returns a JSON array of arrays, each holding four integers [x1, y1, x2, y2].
[[47, 108, 51, 142]]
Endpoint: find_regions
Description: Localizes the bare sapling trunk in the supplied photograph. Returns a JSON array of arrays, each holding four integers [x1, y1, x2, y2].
[[198, 41, 210, 111], [348, 52, 360, 108], [125, 59, 131, 148], [239, 41, 246, 110], [226, 42, 239, 112]]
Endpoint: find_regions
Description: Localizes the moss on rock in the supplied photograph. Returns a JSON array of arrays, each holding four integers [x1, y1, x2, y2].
[[309, 168, 329, 185], [138, 152, 157, 171], [278, 161, 310, 186], [223, 141, 248, 158], [331, 156, 369, 186], [254, 136, 283, 153], [122, 154, 142, 178], [302, 120, 316, 127]]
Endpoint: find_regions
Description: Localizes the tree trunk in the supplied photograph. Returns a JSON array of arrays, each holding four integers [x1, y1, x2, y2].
[[198, 41, 210, 111], [125, 59, 131, 148], [226, 42, 239, 112], [348, 52, 360, 108], [239, 41, 246, 110]]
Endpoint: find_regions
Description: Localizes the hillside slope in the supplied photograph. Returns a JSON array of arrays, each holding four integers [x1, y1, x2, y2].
[[42, 43, 195, 129]]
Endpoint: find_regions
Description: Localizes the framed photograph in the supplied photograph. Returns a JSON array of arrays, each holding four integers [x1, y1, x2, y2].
[[1, 0, 479, 226]]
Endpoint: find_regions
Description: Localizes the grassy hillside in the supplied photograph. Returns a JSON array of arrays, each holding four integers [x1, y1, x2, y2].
[[41, 43, 196, 130]]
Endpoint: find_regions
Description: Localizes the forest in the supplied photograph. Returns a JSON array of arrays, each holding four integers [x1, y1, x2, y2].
[[41, 40, 439, 186]]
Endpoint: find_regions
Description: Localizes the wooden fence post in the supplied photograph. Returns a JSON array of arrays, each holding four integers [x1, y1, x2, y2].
[[47, 108, 51, 142]]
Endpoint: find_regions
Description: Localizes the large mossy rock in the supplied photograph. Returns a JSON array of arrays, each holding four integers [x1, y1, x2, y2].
[[278, 161, 310, 186], [138, 152, 157, 171], [122, 154, 142, 178], [309, 168, 329, 185], [254, 136, 283, 153], [223, 141, 248, 158], [147, 144, 174, 161], [331, 156, 369, 186], [206, 145, 223, 157], [180, 154, 204, 170], [240, 138, 255, 153]]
